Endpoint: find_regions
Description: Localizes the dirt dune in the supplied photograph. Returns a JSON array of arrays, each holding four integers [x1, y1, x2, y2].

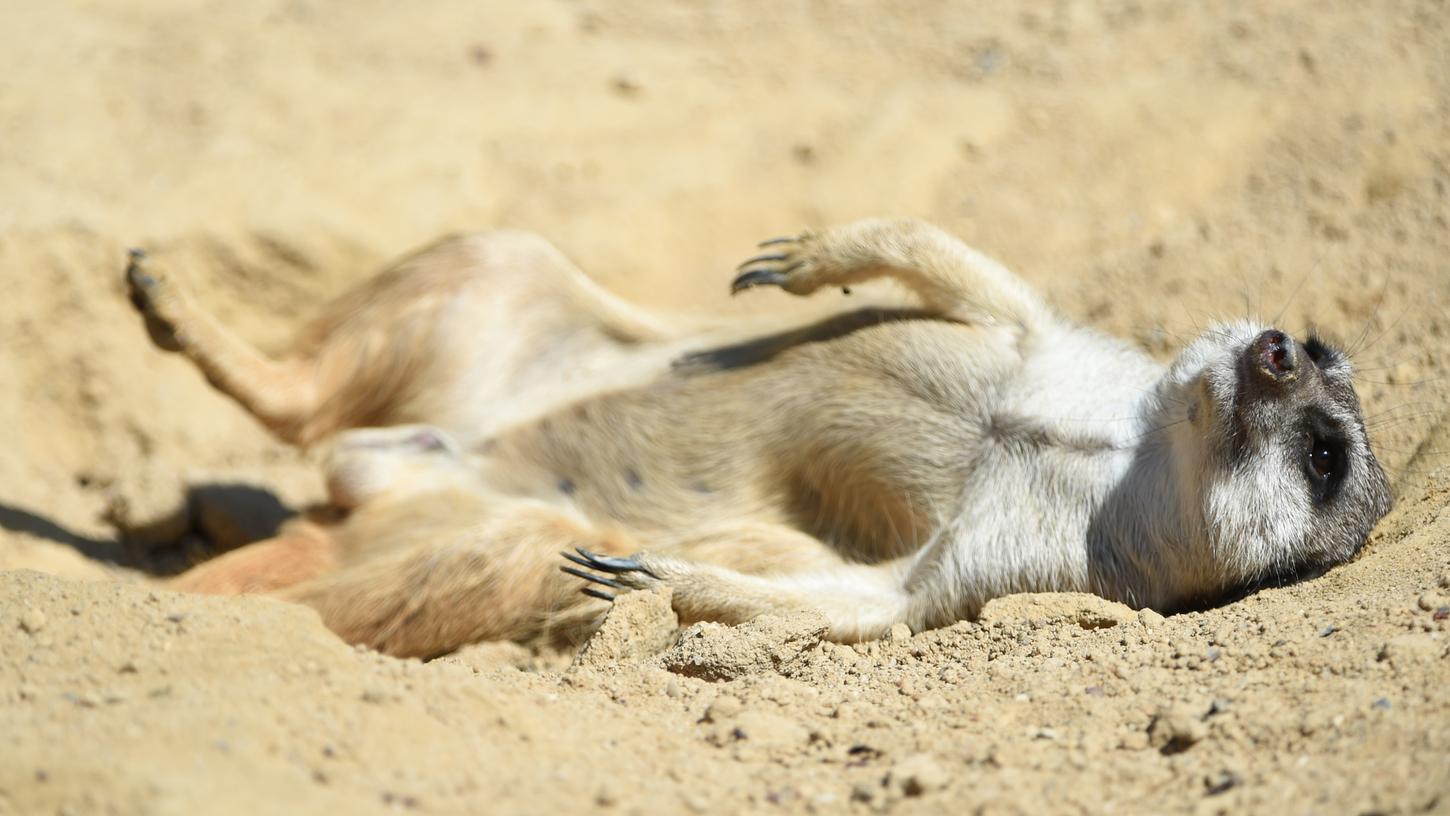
[[2, 1, 1448, 813]]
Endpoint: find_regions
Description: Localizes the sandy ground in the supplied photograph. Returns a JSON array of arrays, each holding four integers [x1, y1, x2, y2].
[[2, 0, 1449, 813]]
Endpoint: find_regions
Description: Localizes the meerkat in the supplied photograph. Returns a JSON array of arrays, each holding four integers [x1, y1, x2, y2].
[[128, 218, 1393, 656]]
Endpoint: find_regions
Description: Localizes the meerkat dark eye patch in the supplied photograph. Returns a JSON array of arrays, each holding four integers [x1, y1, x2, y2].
[[1302, 411, 1349, 503]]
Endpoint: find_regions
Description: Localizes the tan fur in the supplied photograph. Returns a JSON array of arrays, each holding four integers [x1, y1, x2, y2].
[[169, 519, 340, 596], [130, 218, 1388, 654], [126, 221, 1069, 651], [132, 229, 877, 655]]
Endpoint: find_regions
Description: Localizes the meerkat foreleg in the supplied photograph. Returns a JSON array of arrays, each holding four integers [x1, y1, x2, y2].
[[565, 548, 936, 642], [733, 218, 1050, 330]]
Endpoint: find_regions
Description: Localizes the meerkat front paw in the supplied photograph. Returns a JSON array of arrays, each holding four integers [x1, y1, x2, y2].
[[560, 547, 667, 602], [731, 232, 835, 296], [732, 218, 926, 298], [125, 249, 185, 352]]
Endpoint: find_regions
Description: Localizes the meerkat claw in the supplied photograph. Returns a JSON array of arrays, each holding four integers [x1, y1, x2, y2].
[[125, 249, 157, 291], [560, 550, 596, 569], [572, 547, 658, 578], [559, 564, 626, 590], [731, 263, 804, 295], [757, 236, 800, 248], [563, 548, 664, 598], [731, 268, 787, 294], [737, 253, 790, 270]]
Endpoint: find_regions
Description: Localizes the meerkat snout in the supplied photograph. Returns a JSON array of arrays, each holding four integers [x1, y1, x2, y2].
[[1248, 329, 1297, 382]]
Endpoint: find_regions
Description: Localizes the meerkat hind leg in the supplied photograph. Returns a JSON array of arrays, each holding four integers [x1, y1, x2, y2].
[[166, 523, 341, 596], [126, 250, 317, 439]]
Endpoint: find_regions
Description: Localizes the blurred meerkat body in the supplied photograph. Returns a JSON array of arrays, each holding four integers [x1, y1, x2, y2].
[[134, 219, 1391, 656]]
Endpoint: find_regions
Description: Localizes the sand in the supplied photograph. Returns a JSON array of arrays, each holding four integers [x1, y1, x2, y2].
[[2, 0, 1448, 813]]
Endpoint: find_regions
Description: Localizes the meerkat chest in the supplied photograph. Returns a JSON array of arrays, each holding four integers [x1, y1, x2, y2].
[[989, 324, 1165, 449]]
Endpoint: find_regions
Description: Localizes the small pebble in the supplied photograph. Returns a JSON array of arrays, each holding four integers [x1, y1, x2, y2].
[[705, 694, 743, 722], [1205, 771, 1240, 796], [850, 781, 879, 803], [1148, 704, 1208, 752], [887, 622, 913, 642], [889, 753, 950, 797], [1138, 609, 1165, 628], [1417, 593, 1442, 612], [20, 608, 46, 634]]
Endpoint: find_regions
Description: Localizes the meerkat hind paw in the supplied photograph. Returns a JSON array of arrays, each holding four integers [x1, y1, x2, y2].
[[124, 249, 184, 352]]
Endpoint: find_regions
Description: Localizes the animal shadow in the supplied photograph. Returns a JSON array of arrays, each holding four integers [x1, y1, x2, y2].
[[0, 483, 297, 576]]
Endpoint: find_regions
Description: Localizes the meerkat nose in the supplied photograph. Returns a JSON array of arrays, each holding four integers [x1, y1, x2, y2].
[[1250, 329, 1298, 382]]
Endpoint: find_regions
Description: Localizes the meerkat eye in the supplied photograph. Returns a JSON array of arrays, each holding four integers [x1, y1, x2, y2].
[[1305, 435, 1346, 502]]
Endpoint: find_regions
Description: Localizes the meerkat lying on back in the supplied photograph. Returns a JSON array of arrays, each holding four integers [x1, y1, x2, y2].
[[128, 218, 1392, 656]]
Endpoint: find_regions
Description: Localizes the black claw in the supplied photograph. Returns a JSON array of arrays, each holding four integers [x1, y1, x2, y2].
[[736, 252, 790, 270], [573, 547, 658, 578], [757, 236, 797, 247], [730, 269, 787, 294], [560, 564, 625, 590], [573, 547, 639, 571], [125, 251, 157, 292], [581, 587, 616, 602], [560, 550, 595, 569]]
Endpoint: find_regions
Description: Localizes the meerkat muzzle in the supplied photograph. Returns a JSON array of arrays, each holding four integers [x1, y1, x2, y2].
[[1249, 329, 1298, 384]]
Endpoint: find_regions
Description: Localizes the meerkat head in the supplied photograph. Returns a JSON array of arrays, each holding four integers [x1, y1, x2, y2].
[[1158, 320, 1392, 602], [324, 425, 481, 508]]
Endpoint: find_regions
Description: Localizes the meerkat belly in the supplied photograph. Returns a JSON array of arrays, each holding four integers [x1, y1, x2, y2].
[[480, 377, 779, 531], [485, 319, 1020, 554]]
